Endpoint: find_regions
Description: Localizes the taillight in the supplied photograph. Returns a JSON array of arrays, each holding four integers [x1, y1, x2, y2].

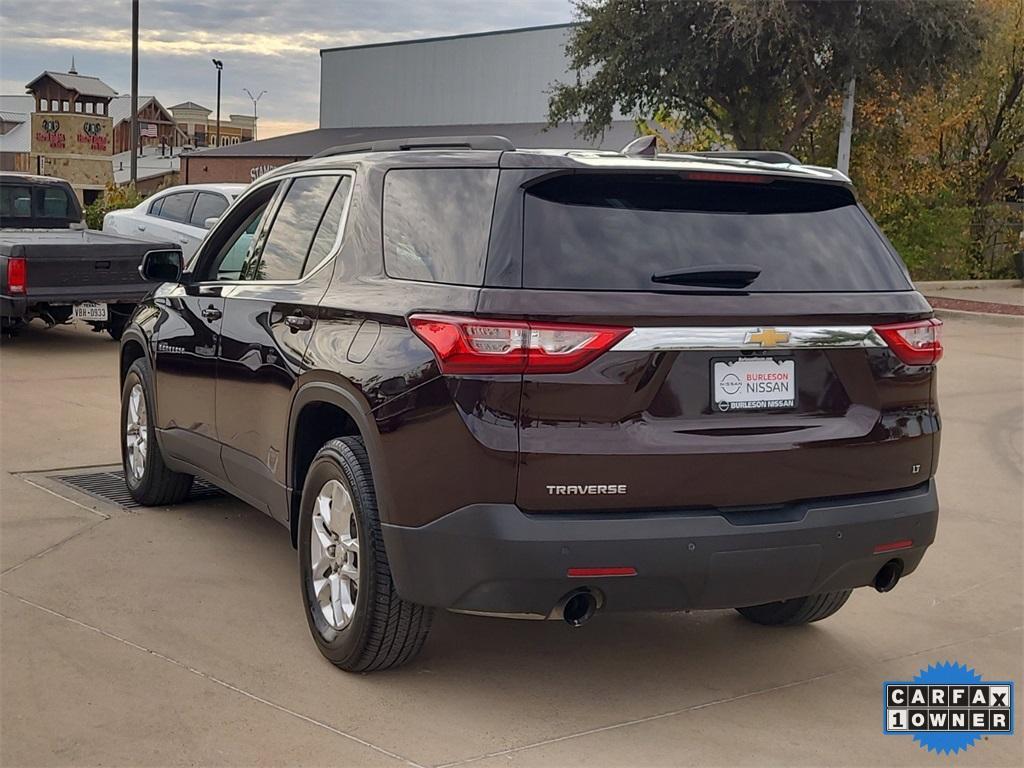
[[6, 257, 26, 295], [681, 171, 772, 184], [408, 314, 630, 374], [874, 318, 943, 365]]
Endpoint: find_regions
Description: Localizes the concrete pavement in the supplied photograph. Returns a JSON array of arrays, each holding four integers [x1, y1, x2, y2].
[[1, 317, 1021, 767], [916, 279, 1024, 308]]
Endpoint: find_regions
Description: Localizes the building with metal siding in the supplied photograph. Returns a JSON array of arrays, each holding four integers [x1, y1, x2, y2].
[[319, 24, 587, 129], [185, 24, 636, 183]]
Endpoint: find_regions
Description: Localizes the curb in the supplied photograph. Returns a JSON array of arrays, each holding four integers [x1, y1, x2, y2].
[[933, 307, 1024, 326], [915, 279, 1024, 291]]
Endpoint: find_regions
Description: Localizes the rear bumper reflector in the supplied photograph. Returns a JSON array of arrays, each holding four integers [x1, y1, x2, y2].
[[873, 539, 914, 554], [567, 567, 638, 578]]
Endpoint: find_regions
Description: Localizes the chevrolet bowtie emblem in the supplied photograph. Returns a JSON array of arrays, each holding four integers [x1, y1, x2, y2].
[[745, 328, 791, 347]]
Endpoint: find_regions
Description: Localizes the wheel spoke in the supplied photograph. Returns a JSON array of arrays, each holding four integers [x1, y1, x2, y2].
[[328, 572, 345, 627], [310, 536, 330, 575], [339, 561, 359, 585], [312, 516, 333, 550], [331, 482, 353, 521], [317, 492, 333, 530], [337, 532, 358, 555], [313, 575, 331, 601]]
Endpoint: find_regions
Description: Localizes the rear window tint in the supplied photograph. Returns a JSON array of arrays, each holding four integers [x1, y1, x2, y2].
[[523, 174, 910, 292], [158, 192, 195, 222], [41, 187, 73, 218], [190, 192, 228, 227], [0, 185, 32, 218], [303, 176, 352, 277], [383, 168, 498, 285]]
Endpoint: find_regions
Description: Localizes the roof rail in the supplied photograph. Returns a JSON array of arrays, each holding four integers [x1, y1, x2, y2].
[[680, 150, 799, 164], [312, 135, 515, 159]]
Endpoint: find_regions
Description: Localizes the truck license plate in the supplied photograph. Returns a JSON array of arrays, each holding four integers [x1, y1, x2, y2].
[[73, 302, 108, 322], [713, 358, 795, 411]]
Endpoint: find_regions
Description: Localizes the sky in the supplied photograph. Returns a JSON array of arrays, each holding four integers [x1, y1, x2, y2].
[[0, 0, 573, 138]]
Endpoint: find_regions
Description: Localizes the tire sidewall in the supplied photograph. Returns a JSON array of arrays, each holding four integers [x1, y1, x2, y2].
[[298, 446, 374, 666], [120, 362, 155, 493]]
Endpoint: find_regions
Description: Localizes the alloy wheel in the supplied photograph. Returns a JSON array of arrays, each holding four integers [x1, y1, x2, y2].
[[310, 479, 360, 630], [124, 383, 148, 481]]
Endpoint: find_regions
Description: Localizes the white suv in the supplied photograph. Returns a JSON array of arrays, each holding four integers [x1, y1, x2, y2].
[[103, 183, 246, 259]]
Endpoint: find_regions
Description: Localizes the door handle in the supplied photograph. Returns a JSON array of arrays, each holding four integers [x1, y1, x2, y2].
[[179, 238, 189, 244], [201, 305, 222, 322], [137, 224, 146, 231], [285, 312, 313, 332]]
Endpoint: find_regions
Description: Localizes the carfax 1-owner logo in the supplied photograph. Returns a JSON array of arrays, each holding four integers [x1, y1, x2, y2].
[[884, 662, 1015, 754]]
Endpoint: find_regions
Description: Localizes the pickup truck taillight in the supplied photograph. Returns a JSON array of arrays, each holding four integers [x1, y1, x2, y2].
[[7, 258, 26, 294]]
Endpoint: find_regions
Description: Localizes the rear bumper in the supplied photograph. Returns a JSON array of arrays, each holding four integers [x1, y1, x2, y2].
[[381, 482, 938, 616], [1, 296, 26, 321], [2, 290, 143, 321]]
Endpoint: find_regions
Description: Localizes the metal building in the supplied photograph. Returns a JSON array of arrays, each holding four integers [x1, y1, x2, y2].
[[186, 24, 637, 183], [319, 24, 597, 129]]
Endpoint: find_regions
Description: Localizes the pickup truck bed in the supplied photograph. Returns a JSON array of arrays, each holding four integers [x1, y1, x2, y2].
[[1, 229, 175, 337]]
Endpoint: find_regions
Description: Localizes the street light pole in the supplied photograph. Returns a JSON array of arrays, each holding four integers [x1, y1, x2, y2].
[[211, 58, 223, 147], [242, 88, 266, 141], [130, 0, 139, 184]]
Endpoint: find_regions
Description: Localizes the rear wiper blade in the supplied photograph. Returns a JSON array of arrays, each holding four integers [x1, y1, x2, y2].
[[651, 264, 761, 289]]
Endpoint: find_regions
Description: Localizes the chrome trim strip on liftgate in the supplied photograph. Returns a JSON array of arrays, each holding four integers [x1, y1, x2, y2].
[[611, 326, 887, 352]]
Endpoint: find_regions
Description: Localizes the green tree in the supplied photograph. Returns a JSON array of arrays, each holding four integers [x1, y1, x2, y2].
[[84, 183, 144, 230], [549, 0, 986, 152]]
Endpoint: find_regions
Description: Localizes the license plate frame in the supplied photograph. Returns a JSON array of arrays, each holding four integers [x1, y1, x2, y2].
[[712, 356, 796, 412], [73, 302, 109, 322]]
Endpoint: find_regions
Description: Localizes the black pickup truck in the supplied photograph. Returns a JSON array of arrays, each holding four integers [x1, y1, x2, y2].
[[1, 172, 178, 338]]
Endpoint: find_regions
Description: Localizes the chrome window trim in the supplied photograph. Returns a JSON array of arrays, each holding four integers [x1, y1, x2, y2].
[[191, 169, 356, 287], [611, 325, 887, 352]]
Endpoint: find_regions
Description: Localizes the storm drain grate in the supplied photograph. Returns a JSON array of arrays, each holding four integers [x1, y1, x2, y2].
[[52, 469, 224, 510]]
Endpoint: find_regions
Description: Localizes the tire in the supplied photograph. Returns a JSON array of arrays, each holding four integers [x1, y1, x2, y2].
[[121, 358, 194, 505], [736, 590, 852, 626], [106, 305, 134, 341], [107, 315, 128, 341], [298, 437, 432, 672]]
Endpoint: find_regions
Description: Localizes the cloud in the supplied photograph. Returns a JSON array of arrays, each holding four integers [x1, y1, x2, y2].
[[0, 0, 572, 137]]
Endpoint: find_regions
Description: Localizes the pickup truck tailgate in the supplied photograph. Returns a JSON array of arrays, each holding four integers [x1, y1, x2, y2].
[[1, 230, 170, 302]]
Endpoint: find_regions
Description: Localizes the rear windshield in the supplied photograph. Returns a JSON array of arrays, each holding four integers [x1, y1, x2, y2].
[[523, 173, 910, 292]]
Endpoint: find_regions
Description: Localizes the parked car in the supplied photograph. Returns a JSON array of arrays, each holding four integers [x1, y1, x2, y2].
[[119, 136, 942, 672], [103, 183, 246, 260], [1, 172, 179, 338]]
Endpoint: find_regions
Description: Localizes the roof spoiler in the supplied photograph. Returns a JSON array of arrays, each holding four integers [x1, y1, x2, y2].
[[312, 135, 515, 158]]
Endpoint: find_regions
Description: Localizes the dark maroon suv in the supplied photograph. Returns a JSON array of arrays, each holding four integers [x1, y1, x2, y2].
[[120, 136, 942, 672]]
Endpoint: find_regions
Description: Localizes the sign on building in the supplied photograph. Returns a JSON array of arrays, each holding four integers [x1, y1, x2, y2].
[[32, 113, 112, 156]]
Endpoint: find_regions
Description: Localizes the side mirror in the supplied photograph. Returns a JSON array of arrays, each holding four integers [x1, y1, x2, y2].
[[139, 248, 184, 282], [203, 216, 219, 230]]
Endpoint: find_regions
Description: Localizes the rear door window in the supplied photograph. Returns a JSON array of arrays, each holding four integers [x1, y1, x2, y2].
[[248, 175, 341, 281], [190, 192, 229, 228], [158, 192, 196, 223], [302, 176, 352, 277], [383, 168, 498, 285], [522, 173, 911, 292]]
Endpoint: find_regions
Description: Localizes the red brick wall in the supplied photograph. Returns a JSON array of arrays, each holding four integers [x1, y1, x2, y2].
[[182, 155, 302, 184]]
